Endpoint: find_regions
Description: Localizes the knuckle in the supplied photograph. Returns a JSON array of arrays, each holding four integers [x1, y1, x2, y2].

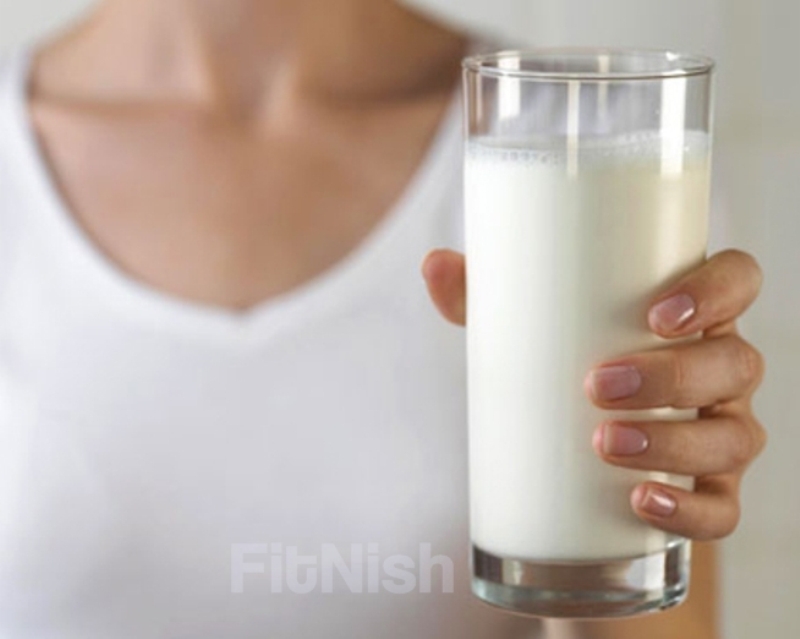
[[743, 251, 764, 286], [729, 420, 757, 467], [693, 477, 741, 540], [719, 498, 742, 538], [750, 418, 768, 458], [706, 496, 741, 540], [728, 335, 764, 389], [742, 342, 765, 387]]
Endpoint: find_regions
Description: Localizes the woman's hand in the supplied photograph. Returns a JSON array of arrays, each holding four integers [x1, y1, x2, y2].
[[422, 248, 766, 541]]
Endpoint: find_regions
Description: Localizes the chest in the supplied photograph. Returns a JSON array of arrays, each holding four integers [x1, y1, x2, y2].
[[30, 103, 439, 309]]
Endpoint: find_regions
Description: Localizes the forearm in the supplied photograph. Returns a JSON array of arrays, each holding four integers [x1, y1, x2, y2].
[[541, 542, 719, 639]]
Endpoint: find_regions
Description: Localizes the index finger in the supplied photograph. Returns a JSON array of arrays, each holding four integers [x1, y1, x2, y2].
[[648, 250, 763, 337]]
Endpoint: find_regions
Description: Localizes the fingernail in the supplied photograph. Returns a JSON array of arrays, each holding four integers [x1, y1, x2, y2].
[[589, 366, 642, 401], [600, 423, 649, 456], [634, 486, 677, 517], [649, 294, 696, 333]]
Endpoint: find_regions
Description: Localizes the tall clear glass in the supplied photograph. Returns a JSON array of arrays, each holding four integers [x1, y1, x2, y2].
[[463, 49, 713, 618]]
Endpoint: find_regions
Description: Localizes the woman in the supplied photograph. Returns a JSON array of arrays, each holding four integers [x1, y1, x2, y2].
[[0, 0, 764, 637]]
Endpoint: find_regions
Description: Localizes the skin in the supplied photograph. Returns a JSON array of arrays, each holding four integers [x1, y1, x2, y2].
[[32, 0, 466, 309], [28, 0, 765, 636]]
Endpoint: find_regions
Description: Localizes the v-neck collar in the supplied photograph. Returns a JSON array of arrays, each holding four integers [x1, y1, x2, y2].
[[3, 46, 462, 347]]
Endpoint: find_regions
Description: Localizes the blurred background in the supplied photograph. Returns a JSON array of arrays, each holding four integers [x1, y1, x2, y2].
[[1, 0, 797, 636]]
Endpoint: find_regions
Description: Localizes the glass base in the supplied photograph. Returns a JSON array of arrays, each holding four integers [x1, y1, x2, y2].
[[471, 541, 690, 619]]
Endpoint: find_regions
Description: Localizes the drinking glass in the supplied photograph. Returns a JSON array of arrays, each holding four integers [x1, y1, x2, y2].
[[463, 49, 713, 618]]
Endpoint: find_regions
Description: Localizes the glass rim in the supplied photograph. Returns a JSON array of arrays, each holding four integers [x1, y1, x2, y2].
[[463, 48, 715, 82]]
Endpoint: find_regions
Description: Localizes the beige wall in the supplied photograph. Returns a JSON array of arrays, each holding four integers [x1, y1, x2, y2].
[[0, 0, 91, 50], [715, 2, 800, 638], [1, 0, 797, 636]]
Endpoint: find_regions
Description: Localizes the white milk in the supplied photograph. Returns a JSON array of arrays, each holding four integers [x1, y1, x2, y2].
[[465, 132, 710, 561]]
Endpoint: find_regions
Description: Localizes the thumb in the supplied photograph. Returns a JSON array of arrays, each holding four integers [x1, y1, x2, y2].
[[422, 249, 466, 326]]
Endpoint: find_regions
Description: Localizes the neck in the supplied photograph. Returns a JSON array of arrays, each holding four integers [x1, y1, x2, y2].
[[36, 0, 466, 113]]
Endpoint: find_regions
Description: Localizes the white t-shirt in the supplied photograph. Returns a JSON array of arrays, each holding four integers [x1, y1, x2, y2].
[[0, 48, 543, 639]]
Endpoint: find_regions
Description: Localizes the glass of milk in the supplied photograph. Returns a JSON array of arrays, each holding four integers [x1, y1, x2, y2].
[[463, 49, 713, 618]]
